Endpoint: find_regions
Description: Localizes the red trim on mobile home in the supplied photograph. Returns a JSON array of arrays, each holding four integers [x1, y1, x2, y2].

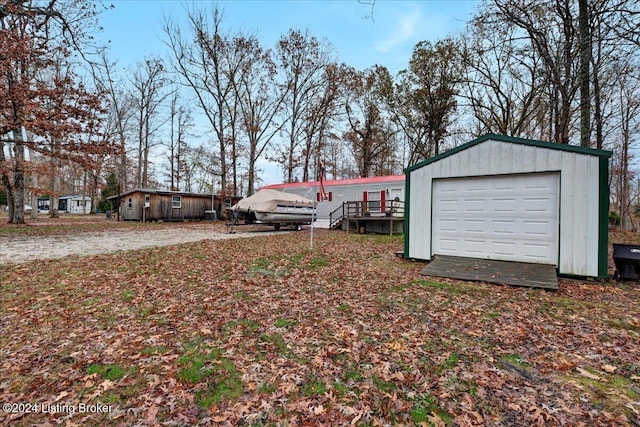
[[261, 175, 404, 190]]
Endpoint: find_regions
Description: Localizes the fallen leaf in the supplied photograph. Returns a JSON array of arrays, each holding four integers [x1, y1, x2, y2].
[[144, 406, 159, 425], [312, 404, 325, 415]]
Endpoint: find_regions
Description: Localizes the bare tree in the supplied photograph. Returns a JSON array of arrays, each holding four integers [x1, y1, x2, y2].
[[578, 0, 591, 147], [273, 29, 334, 182], [165, 90, 192, 191], [97, 52, 136, 194], [612, 65, 640, 230], [231, 36, 287, 195], [389, 40, 460, 165], [130, 57, 169, 188], [485, 0, 579, 144], [459, 18, 546, 140], [164, 6, 239, 194], [181, 144, 219, 193], [300, 63, 344, 182], [342, 66, 396, 177]]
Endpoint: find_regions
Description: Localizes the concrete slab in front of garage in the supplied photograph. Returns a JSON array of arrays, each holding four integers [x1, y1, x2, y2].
[[419, 255, 558, 290]]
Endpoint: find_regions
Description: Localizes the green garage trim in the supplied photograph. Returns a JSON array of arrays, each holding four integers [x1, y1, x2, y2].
[[598, 156, 609, 279], [403, 172, 411, 258]]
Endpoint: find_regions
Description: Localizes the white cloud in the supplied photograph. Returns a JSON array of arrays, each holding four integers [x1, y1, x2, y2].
[[374, 10, 422, 53]]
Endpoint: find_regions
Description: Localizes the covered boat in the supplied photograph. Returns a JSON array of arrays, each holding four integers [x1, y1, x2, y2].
[[229, 189, 315, 230]]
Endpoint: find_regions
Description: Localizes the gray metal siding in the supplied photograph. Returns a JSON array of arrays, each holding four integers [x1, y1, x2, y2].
[[275, 180, 405, 221]]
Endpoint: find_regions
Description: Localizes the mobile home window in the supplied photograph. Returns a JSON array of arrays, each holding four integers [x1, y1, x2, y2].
[[316, 191, 333, 202], [172, 195, 182, 208], [128, 197, 132, 209], [367, 191, 381, 212]]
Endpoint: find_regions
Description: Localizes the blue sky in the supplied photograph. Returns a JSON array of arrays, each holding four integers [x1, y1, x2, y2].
[[98, 0, 480, 75]]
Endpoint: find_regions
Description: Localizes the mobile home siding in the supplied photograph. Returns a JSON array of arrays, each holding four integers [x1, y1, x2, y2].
[[406, 136, 610, 278], [262, 176, 405, 221]]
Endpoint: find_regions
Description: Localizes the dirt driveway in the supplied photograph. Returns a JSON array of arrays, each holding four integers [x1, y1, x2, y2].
[[0, 222, 287, 265]]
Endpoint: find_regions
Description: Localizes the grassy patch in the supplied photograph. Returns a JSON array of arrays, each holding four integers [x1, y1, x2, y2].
[[284, 250, 329, 270], [177, 338, 243, 407], [259, 332, 289, 355], [120, 289, 134, 302], [87, 363, 129, 381], [567, 368, 639, 418], [442, 353, 460, 370], [372, 375, 396, 393], [344, 368, 363, 383], [141, 345, 168, 356], [346, 233, 404, 245], [302, 379, 327, 397], [250, 256, 288, 276], [605, 318, 640, 333], [274, 318, 295, 328], [410, 393, 455, 425], [332, 380, 350, 397], [308, 254, 329, 270], [410, 279, 465, 295], [82, 297, 100, 307], [258, 382, 277, 394], [233, 291, 252, 301], [222, 319, 261, 336], [501, 353, 530, 368], [251, 257, 273, 271]]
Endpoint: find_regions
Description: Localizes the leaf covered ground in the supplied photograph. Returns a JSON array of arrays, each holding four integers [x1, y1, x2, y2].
[[1, 225, 639, 426]]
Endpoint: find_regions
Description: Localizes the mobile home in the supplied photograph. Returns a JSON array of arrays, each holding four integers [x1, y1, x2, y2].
[[38, 195, 92, 214], [261, 175, 405, 228]]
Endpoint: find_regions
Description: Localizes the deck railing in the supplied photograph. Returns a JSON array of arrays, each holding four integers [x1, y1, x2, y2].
[[329, 200, 405, 229]]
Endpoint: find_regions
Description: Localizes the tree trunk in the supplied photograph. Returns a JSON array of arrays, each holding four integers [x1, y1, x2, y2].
[[578, 0, 591, 147], [91, 172, 99, 215], [11, 129, 26, 224], [593, 70, 603, 150], [83, 170, 88, 214], [49, 137, 60, 218], [27, 145, 38, 219], [30, 162, 38, 220]]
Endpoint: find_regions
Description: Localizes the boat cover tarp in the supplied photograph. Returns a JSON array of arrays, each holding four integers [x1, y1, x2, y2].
[[230, 189, 314, 213]]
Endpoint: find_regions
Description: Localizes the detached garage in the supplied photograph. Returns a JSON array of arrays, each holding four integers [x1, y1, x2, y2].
[[404, 134, 612, 279]]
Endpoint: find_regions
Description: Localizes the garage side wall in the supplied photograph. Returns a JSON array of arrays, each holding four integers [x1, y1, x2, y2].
[[408, 139, 601, 277]]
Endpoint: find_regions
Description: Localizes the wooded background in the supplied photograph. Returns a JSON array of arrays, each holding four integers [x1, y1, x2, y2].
[[1, 0, 638, 229]]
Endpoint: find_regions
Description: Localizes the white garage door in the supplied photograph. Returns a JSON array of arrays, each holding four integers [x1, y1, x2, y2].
[[432, 173, 559, 265]]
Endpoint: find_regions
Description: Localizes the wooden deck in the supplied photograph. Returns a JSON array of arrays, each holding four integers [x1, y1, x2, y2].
[[330, 201, 405, 235], [419, 255, 558, 290], [344, 216, 404, 235]]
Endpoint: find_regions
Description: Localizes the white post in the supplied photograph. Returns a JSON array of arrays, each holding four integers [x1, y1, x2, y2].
[[310, 161, 318, 250]]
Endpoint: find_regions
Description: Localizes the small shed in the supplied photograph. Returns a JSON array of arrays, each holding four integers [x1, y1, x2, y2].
[[404, 134, 612, 278], [109, 189, 240, 222]]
